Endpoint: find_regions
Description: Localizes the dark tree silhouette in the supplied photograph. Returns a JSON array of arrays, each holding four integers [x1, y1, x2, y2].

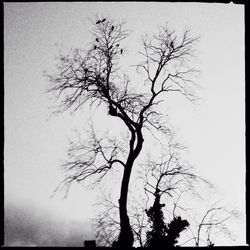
[[140, 137, 236, 247], [165, 216, 190, 247], [142, 135, 194, 248], [93, 133, 200, 247], [93, 130, 239, 247], [145, 188, 168, 247], [145, 189, 189, 248], [46, 16, 199, 247]]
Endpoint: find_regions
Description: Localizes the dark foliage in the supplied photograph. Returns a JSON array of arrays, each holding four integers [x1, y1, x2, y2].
[[165, 216, 189, 247], [145, 189, 167, 247], [145, 189, 189, 248]]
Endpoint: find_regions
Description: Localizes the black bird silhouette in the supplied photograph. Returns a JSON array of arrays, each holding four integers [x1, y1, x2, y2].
[[109, 45, 113, 50], [94, 45, 97, 49], [96, 20, 101, 24], [170, 41, 174, 48], [111, 25, 114, 31], [96, 38, 99, 42], [101, 18, 106, 23], [116, 44, 119, 47], [120, 49, 123, 54]]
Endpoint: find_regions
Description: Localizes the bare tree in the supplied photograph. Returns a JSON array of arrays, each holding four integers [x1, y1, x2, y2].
[[140, 138, 237, 247], [95, 131, 239, 247], [182, 205, 235, 247], [139, 135, 203, 247], [92, 130, 238, 247], [46, 16, 199, 247], [94, 133, 202, 247]]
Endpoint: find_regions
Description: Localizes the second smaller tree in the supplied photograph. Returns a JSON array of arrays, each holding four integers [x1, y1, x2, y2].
[[145, 188, 189, 248]]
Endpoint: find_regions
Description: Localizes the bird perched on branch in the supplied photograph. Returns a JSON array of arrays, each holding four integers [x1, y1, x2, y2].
[[96, 38, 99, 42], [96, 20, 101, 24], [101, 18, 106, 23], [111, 25, 114, 31], [116, 44, 119, 47], [120, 49, 123, 54]]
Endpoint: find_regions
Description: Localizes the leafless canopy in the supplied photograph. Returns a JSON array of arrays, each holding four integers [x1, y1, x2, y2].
[[46, 16, 200, 247], [46, 17, 200, 188], [46, 18, 199, 131]]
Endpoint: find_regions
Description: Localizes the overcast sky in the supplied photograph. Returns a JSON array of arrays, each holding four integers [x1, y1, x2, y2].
[[4, 2, 245, 246]]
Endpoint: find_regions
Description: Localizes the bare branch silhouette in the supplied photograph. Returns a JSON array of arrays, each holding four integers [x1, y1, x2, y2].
[[46, 16, 199, 247]]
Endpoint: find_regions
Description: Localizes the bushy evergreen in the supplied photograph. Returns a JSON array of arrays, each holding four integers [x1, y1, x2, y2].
[[145, 189, 189, 248]]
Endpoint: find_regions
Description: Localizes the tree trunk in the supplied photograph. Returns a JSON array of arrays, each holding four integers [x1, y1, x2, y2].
[[117, 158, 134, 247], [117, 128, 144, 247]]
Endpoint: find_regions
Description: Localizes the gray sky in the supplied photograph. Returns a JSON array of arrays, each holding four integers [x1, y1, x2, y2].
[[4, 2, 245, 246]]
